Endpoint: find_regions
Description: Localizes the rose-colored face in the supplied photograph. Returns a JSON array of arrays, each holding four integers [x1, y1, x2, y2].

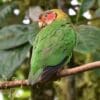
[[38, 11, 57, 27]]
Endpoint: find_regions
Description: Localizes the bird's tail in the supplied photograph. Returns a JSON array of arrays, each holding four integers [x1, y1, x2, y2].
[[28, 66, 62, 85], [40, 66, 62, 82], [28, 68, 43, 85]]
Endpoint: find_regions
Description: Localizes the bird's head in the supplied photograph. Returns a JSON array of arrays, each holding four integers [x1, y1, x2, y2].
[[38, 9, 69, 27]]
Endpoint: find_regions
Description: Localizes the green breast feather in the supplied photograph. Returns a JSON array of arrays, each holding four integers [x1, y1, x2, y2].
[[28, 19, 76, 85]]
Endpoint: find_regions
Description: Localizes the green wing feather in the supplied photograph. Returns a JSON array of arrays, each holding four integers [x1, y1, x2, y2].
[[28, 19, 76, 85]]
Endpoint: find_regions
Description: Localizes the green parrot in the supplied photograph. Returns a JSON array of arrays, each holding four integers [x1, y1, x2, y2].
[[28, 9, 76, 85]]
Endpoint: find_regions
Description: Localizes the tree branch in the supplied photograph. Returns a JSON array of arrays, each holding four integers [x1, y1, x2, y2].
[[0, 80, 29, 89], [0, 61, 100, 89], [58, 61, 100, 77]]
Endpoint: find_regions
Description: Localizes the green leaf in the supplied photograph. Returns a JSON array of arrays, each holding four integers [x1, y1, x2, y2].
[[95, 8, 100, 17], [0, 23, 39, 50], [0, 4, 14, 25], [0, 0, 3, 5], [27, 23, 40, 45], [79, 0, 95, 14], [74, 25, 100, 64], [76, 0, 95, 23], [0, 2, 27, 27], [0, 43, 31, 80], [74, 25, 100, 62], [98, 0, 100, 7], [92, 48, 100, 61]]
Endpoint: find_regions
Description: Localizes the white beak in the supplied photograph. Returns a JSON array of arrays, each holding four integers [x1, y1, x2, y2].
[[38, 21, 43, 28], [38, 21, 46, 28]]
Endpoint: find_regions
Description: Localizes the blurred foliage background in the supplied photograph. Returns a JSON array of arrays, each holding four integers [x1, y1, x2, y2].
[[0, 0, 100, 100]]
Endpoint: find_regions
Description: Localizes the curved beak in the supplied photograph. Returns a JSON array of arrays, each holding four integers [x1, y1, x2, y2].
[[38, 20, 44, 28]]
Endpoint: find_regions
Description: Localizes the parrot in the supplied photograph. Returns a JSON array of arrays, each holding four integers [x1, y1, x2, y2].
[[28, 9, 76, 85]]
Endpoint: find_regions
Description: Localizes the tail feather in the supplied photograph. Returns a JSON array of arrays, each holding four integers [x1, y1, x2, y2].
[[28, 66, 62, 85], [41, 66, 61, 82], [28, 68, 43, 85]]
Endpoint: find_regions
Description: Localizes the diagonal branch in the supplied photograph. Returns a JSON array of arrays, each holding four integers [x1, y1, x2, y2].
[[58, 61, 100, 77], [0, 61, 100, 89]]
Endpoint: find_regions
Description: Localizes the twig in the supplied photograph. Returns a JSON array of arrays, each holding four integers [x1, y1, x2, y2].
[[0, 80, 29, 89], [58, 61, 100, 77], [0, 61, 100, 89]]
